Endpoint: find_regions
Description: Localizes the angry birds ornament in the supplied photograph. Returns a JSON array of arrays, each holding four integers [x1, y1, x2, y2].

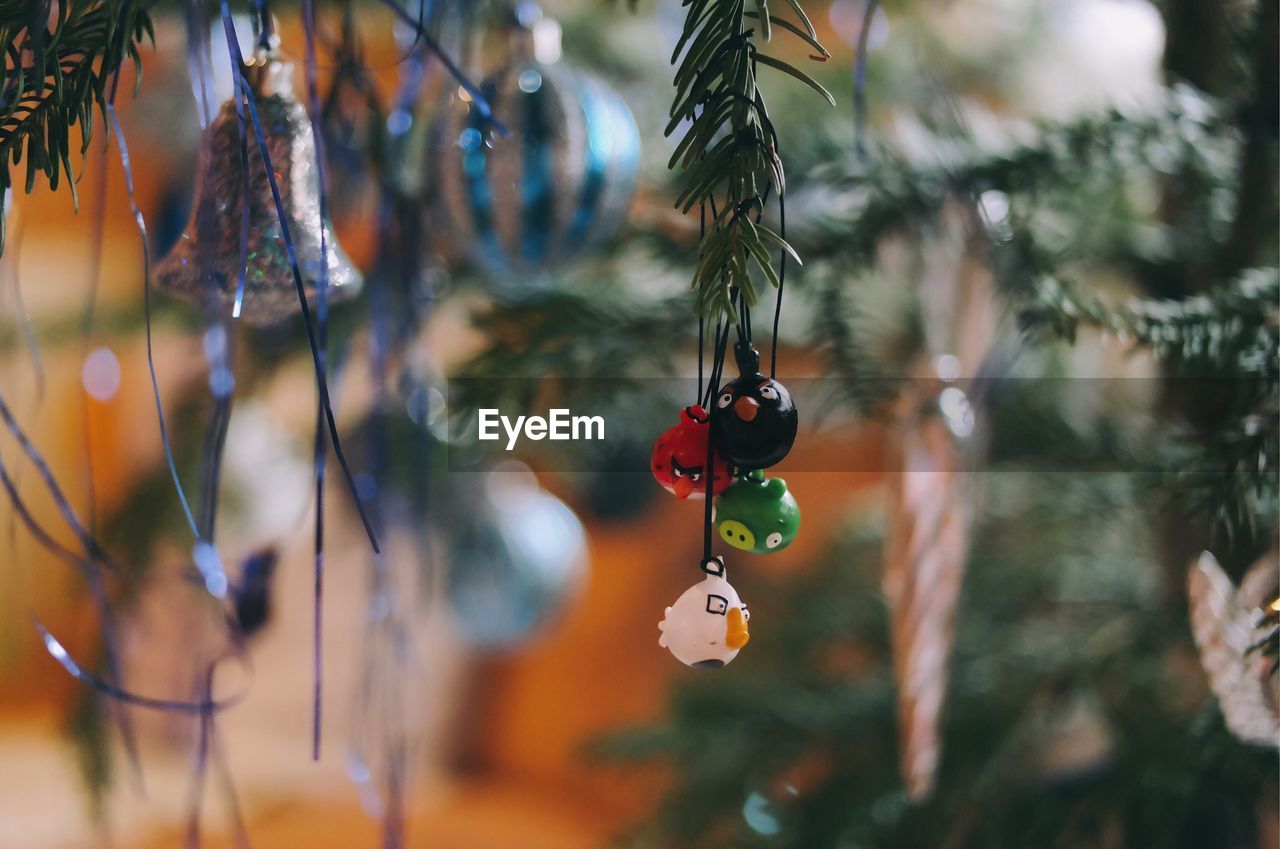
[[651, 405, 732, 499], [715, 470, 801, 554], [712, 343, 798, 470], [658, 559, 751, 668]]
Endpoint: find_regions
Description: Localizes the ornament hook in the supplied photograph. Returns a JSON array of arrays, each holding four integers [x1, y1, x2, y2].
[[701, 556, 725, 577]]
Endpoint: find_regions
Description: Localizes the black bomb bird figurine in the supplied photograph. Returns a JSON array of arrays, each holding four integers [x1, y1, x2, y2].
[[712, 343, 798, 469]]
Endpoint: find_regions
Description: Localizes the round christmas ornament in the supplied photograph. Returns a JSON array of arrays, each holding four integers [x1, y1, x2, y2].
[[651, 404, 733, 499], [444, 467, 588, 649], [428, 10, 639, 279], [715, 469, 800, 554], [658, 558, 750, 668], [153, 44, 362, 325], [712, 343, 798, 470]]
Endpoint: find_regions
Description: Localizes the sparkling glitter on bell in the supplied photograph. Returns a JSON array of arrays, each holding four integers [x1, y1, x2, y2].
[[153, 46, 361, 325]]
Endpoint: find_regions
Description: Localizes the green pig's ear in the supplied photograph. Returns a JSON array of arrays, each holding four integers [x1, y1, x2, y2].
[[765, 478, 787, 497]]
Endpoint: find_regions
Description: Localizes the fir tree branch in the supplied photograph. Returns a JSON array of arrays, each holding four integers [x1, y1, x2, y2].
[[1021, 268, 1280, 380], [0, 1, 153, 252], [668, 0, 830, 323], [1022, 267, 1279, 537], [786, 88, 1234, 266]]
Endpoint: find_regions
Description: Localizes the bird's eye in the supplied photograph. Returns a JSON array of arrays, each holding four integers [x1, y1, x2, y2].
[[758, 383, 779, 401], [717, 391, 734, 409], [672, 466, 684, 478], [690, 472, 702, 482], [705, 594, 729, 615], [765, 532, 783, 549], [741, 606, 750, 621]]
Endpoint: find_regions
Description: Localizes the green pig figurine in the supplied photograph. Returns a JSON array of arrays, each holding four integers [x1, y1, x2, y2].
[[714, 470, 800, 554]]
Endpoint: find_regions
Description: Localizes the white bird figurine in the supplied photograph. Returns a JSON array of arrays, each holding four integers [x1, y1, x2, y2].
[[659, 560, 750, 668]]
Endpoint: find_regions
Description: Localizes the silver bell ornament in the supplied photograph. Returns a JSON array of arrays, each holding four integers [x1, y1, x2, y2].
[[443, 464, 588, 649], [153, 46, 361, 325], [427, 9, 639, 280]]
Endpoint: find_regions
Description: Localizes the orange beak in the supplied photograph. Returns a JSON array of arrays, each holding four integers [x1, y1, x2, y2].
[[725, 607, 750, 649], [733, 396, 759, 421], [672, 476, 697, 499]]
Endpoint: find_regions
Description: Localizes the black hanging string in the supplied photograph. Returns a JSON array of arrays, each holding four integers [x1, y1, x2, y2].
[[699, 318, 722, 410], [697, 316, 705, 402], [697, 201, 706, 402], [700, 316, 732, 564], [704, 194, 750, 353], [770, 188, 786, 378], [741, 45, 788, 378]]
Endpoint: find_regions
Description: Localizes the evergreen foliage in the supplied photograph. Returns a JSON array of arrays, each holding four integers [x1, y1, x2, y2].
[[599, 478, 1277, 849], [0, 0, 153, 236], [667, 0, 831, 322]]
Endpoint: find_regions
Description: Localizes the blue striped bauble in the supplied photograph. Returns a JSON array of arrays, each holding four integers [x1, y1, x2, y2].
[[428, 51, 640, 280]]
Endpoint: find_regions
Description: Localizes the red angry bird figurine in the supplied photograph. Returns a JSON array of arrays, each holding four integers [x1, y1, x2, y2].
[[651, 405, 732, 499]]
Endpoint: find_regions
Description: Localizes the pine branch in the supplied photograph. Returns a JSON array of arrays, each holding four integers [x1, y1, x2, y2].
[[1021, 268, 1280, 380], [1023, 267, 1279, 537], [0, 0, 153, 251], [786, 88, 1234, 267], [668, 0, 830, 323]]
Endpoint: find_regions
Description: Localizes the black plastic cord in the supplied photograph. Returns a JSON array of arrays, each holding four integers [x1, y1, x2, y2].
[[770, 188, 786, 378], [699, 319, 723, 411], [697, 316, 705, 401], [700, 316, 731, 564], [697, 201, 706, 401]]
